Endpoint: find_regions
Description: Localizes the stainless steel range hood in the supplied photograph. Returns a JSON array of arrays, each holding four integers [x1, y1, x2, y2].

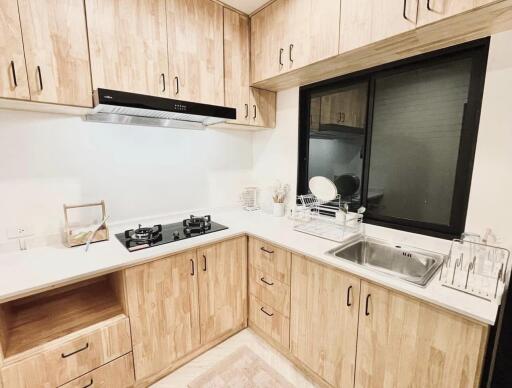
[[84, 89, 236, 129]]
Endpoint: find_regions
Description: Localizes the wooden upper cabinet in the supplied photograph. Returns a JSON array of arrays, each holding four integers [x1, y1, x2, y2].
[[124, 251, 200, 381], [17, 0, 92, 107], [197, 237, 247, 344], [340, 0, 419, 53], [250, 88, 276, 128], [167, 0, 224, 105], [417, 0, 480, 26], [251, 0, 340, 84], [224, 8, 250, 125], [0, 0, 30, 100], [290, 255, 360, 388], [355, 281, 488, 388], [85, 0, 169, 97]]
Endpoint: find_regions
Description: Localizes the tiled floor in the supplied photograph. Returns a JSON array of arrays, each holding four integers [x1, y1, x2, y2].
[[150, 329, 316, 388]]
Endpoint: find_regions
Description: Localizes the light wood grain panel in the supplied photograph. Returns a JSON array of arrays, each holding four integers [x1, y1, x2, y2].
[[355, 280, 488, 388], [197, 237, 247, 344], [0, 0, 30, 100], [250, 88, 276, 128], [1, 316, 131, 388], [17, 0, 92, 107], [286, 0, 340, 72], [249, 265, 290, 317], [224, 8, 250, 124], [167, 0, 224, 105], [85, 0, 169, 97], [125, 251, 200, 381], [60, 352, 135, 388], [417, 0, 476, 26], [339, 0, 373, 53], [252, 0, 512, 91], [249, 294, 290, 350], [290, 254, 360, 388], [249, 237, 291, 285], [250, 0, 288, 83]]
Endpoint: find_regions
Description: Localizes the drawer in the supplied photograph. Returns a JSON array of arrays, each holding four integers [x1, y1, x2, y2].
[[60, 353, 134, 388], [1, 316, 132, 388], [249, 265, 290, 317], [249, 237, 291, 285], [249, 294, 289, 350]]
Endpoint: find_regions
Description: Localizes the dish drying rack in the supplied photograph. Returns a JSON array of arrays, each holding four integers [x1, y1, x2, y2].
[[439, 237, 510, 302], [291, 194, 363, 242]]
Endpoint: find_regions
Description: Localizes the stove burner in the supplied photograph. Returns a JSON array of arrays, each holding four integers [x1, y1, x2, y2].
[[183, 215, 212, 235], [124, 224, 162, 244]]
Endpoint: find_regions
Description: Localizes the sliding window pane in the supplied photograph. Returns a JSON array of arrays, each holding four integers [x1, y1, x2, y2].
[[367, 58, 472, 226]]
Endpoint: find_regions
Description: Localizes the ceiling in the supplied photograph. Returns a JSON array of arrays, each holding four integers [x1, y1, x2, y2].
[[221, 0, 270, 14]]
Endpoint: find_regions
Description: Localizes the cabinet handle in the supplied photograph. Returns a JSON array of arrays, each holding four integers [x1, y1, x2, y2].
[[244, 103, 249, 118], [202, 254, 207, 271], [289, 44, 294, 63], [365, 294, 371, 316], [260, 306, 274, 317], [427, 0, 433, 11], [10, 61, 17, 87], [346, 285, 353, 307], [190, 259, 195, 276], [161, 73, 166, 92], [279, 48, 284, 66], [260, 277, 274, 286], [61, 342, 89, 358], [174, 76, 179, 95], [253, 104, 257, 119], [82, 379, 94, 388], [260, 247, 274, 254], [403, 0, 410, 21], [36, 66, 43, 91]]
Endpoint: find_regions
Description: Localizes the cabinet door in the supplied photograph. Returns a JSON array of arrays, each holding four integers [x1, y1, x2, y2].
[[0, 0, 30, 100], [125, 251, 200, 380], [85, 0, 169, 97], [167, 0, 224, 105], [251, 0, 288, 84], [340, 0, 418, 53], [197, 237, 247, 344], [287, 0, 340, 72], [417, 0, 476, 26], [17, 0, 92, 106], [356, 281, 488, 388], [224, 8, 250, 125], [290, 254, 360, 387], [250, 88, 276, 128]]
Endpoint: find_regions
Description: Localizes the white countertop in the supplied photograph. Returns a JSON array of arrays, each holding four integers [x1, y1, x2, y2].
[[0, 208, 499, 325]]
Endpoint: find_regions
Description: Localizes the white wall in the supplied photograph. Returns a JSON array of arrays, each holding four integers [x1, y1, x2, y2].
[[0, 111, 253, 242], [252, 31, 512, 246]]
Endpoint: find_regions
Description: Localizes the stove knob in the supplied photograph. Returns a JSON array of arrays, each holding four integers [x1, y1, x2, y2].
[[173, 231, 180, 240]]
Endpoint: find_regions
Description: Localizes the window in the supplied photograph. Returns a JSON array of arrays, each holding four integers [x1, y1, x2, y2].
[[298, 40, 489, 238]]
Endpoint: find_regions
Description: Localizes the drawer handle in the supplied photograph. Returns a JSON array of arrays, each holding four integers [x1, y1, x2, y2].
[[253, 104, 257, 119], [260, 306, 274, 317], [202, 254, 207, 272], [365, 294, 371, 316], [346, 285, 353, 307], [289, 44, 294, 63], [260, 247, 274, 254], [190, 258, 195, 276], [61, 342, 89, 358], [260, 277, 274, 286], [427, 0, 433, 11], [244, 103, 249, 119], [83, 379, 94, 388], [36, 65, 43, 91], [10, 61, 17, 87], [174, 76, 179, 95], [279, 48, 284, 66], [161, 73, 166, 93]]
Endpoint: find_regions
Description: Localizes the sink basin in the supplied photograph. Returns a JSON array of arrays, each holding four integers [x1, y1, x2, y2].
[[327, 236, 445, 286]]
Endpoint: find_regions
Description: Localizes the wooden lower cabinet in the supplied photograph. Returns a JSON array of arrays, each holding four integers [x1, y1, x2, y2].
[[197, 237, 247, 344], [355, 280, 488, 388], [60, 353, 134, 388], [125, 250, 201, 381], [249, 294, 290, 349], [290, 254, 360, 388], [125, 237, 247, 383]]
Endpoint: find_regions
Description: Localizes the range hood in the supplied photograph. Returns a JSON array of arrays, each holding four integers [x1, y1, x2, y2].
[[84, 89, 236, 129]]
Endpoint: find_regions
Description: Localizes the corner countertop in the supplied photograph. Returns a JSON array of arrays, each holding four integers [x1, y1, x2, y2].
[[0, 208, 499, 325]]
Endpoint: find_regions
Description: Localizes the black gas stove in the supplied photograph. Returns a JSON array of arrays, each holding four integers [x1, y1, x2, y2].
[[115, 215, 228, 252]]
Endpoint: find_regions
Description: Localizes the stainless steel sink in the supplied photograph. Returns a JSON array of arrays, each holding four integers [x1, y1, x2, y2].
[[327, 236, 445, 286]]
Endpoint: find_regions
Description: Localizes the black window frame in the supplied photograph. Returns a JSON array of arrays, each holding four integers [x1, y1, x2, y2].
[[297, 38, 490, 239]]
